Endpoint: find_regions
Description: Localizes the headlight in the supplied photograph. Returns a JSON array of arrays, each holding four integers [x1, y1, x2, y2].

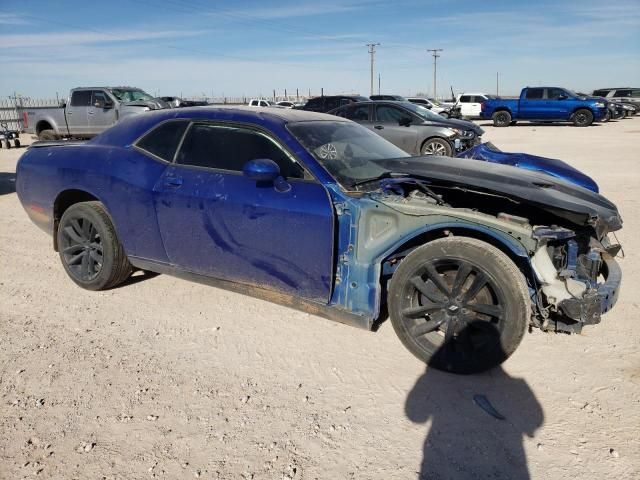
[[595, 102, 606, 108], [451, 128, 474, 138]]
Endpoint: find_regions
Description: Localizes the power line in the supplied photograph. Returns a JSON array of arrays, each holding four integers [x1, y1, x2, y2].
[[366, 43, 380, 96], [427, 49, 443, 98]]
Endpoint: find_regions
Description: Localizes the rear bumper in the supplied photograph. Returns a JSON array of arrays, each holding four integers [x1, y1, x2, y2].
[[558, 253, 621, 325]]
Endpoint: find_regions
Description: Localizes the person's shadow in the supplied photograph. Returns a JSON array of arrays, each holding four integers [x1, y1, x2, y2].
[[405, 325, 543, 479]]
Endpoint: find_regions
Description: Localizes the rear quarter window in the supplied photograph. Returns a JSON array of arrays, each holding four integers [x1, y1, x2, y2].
[[136, 120, 189, 162]]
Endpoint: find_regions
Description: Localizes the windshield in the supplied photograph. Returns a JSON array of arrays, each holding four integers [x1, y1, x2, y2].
[[398, 101, 447, 121], [110, 88, 155, 102], [287, 120, 409, 188]]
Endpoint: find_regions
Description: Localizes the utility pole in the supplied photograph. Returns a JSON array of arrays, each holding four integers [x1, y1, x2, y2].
[[427, 48, 443, 98], [378, 73, 381, 95], [366, 43, 380, 96]]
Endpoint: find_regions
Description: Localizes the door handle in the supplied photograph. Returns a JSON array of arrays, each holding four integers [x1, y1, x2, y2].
[[164, 176, 183, 187], [374, 125, 384, 130]]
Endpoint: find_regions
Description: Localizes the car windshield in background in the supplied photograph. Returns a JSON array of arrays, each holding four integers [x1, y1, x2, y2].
[[110, 89, 155, 102], [287, 121, 409, 188], [399, 102, 446, 121]]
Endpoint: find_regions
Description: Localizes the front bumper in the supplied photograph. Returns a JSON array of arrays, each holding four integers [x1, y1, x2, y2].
[[558, 253, 622, 325]]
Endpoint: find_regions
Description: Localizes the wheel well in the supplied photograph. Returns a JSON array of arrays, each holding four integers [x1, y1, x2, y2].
[[52, 190, 99, 251], [379, 226, 535, 295], [36, 121, 53, 135], [493, 107, 511, 114]]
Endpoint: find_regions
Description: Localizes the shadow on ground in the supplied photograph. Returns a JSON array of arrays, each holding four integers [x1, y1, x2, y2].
[[0, 172, 16, 196], [405, 325, 543, 479]]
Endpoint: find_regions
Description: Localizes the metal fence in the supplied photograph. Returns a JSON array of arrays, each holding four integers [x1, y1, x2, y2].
[[0, 97, 60, 131]]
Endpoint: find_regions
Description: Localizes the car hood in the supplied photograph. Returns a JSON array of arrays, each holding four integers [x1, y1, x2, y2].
[[123, 98, 169, 110], [421, 117, 484, 136], [457, 143, 599, 193], [376, 155, 622, 234]]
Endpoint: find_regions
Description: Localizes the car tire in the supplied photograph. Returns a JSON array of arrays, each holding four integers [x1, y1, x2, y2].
[[14, 139, 20, 148], [572, 109, 594, 127], [387, 237, 530, 374], [421, 137, 453, 157], [57, 201, 132, 291], [3, 139, 10, 149], [603, 110, 611, 122], [439, 111, 450, 118], [492, 110, 512, 127], [38, 129, 58, 141]]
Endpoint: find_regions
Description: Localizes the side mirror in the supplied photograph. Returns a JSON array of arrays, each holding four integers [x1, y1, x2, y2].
[[399, 117, 413, 127], [243, 158, 280, 182], [557, 94, 568, 100], [104, 100, 114, 109]]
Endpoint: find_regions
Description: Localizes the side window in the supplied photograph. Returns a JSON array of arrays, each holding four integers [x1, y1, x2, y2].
[[376, 105, 408, 122], [136, 120, 189, 162], [250, 100, 258, 106], [631, 90, 640, 98], [339, 98, 353, 107], [305, 98, 321, 108], [70, 90, 92, 107], [459, 95, 472, 103], [546, 88, 565, 100], [593, 89, 610, 97], [525, 88, 544, 100], [91, 90, 110, 108], [260, 101, 269, 107], [176, 124, 304, 179], [472, 95, 487, 103], [615, 89, 632, 98], [345, 104, 370, 121]]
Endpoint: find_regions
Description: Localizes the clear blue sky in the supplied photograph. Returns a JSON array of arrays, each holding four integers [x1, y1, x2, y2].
[[1, 0, 639, 99]]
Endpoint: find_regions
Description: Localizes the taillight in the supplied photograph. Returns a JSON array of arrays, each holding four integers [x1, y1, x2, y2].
[[480, 102, 486, 111]]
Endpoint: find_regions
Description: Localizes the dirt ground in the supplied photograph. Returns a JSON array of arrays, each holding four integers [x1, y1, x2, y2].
[[1, 117, 639, 480]]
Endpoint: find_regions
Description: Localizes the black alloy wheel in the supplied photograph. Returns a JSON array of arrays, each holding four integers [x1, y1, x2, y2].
[[57, 202, 132, 290], [388, 237, 529, 374], [59, 216, 104, 282]]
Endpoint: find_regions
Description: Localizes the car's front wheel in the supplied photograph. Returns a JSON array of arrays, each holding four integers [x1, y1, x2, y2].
[[572, 109, 594, 127], [421, 137, 453, 156], [57, 201, 132, 290], [387, 237, 530, 374]]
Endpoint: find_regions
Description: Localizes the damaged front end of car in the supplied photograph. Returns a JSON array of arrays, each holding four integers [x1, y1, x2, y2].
[[367, 155, 624, 334]]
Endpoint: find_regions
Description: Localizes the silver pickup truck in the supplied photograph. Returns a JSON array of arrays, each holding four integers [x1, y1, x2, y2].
[[24, 87, 169, 140]]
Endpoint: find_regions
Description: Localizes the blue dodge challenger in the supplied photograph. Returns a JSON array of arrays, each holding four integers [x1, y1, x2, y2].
[[16, 107, 623, 373]]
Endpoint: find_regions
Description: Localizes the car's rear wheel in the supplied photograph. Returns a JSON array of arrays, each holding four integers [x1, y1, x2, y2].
[[38, 129, 57, 141], [421, 137, 453, 156], [57, 201, 132, 291], [14, 139, 20, 148], [387, 237, 530, 374], [492, 110, 512, 127], [572, 109, 593, 127], [3, 139, 9, 149]]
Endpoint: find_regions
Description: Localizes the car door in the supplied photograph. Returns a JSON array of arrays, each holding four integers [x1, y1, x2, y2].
[[65, 90, 92, 136], [87, 90, 118, 135], [545, 88, 570, 118], [458, 95, 473, 117], [467, 96, 485, 117], [372, 104, 421, 154], [519, 88, 545, 119], [153, 122, 335, 303]]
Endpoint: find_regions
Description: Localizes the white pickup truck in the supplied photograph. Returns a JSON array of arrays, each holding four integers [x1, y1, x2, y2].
[[24, 87, 169, 140]]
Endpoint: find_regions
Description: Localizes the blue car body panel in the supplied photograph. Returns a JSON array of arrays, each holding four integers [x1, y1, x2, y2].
[[457, 143, 599, 193], [480, 87, 608, 123]]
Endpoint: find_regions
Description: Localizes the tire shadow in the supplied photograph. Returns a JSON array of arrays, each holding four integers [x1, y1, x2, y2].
[[405, 324, 543, 479], [0, 172, 16, 196], [477, 121, 601, 128], [115, 269, 160, 288]]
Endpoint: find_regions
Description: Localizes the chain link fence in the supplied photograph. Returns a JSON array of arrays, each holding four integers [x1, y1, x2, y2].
[[0, 97, 60, 131]]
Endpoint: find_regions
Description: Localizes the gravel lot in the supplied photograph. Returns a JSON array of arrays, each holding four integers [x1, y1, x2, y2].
[[1, 117, 639, 479]]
